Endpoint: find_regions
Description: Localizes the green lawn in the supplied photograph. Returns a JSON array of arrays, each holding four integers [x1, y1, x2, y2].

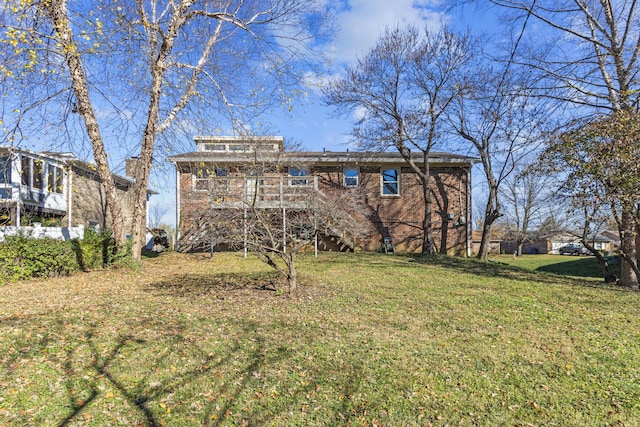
[[490, 253, 620, 281], [1, 252, 640, 426]]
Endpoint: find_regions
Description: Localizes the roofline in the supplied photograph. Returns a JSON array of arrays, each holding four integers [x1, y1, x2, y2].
[[167, 150, 479, 166], [68, 159, 159, 195], [0, 145, 158, 195], [194, 135, 284, 142], [194, 135, 285, 149], [0, 146, 71, 164]]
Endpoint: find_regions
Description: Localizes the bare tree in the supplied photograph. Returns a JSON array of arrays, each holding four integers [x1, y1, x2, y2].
[[448, 37, 558, 260], [324, 25, 474, 255], [177, 148, 367, 294], [0, 0, 331, 261], [147, 202, 168, 230], [488, 0, 640, 286], [501, 163, 556, 256]]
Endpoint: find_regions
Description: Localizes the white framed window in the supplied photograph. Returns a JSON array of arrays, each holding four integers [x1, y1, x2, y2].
[[193, 166, 211, 191], [0, 155, 11, 185], [47, 165, 64, 194], [381, 168, 400, 195], [289, 167, 308, 186], [344, 167, 359, 187], [20, 156, 44, 190], [204, 143, 226, 152]]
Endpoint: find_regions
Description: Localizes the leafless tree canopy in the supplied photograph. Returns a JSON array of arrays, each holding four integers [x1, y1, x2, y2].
[[0, 0, 332, 261], [324, 25, 474, 255]]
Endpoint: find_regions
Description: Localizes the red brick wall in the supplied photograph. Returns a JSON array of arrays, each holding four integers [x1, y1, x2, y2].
[[177, 163, 470, 254]]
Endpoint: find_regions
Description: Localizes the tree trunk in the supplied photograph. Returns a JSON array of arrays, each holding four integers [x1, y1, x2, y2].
[[516, 240, 524, 257], [477, 186, 501, 261], [581, 240, 616, 283], [47, 0, 126, 246], [128, 2, 190, 261], [129, 136, 154, 261], [619, 205, 639, 289], [421, 169, 436, 255]]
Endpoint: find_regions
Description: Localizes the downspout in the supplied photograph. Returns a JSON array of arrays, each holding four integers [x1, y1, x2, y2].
[[175, 165, 181, 251], [67, 167, 73, 228], [466, 166, 472, 257], [12, 152, 20, 227]]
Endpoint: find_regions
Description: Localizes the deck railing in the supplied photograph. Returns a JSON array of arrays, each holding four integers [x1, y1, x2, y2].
[[206, 175, 318, 209]]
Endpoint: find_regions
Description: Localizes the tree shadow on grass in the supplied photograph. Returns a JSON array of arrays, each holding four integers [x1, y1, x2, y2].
[[53, 319, 299, 426], [145, 272, 284, 297], [408, 254, 622, 289], [3, 308, 347, 426], [534, 257, 620, 280]]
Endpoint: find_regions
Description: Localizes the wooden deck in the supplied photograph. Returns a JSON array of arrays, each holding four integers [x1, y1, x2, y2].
[[205, 175, 318, 209]]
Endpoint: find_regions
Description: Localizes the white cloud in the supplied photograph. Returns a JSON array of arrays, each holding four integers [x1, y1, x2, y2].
[[329, 0, 445, 64]]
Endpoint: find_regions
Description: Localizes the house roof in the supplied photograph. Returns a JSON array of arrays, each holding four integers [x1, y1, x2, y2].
[[601, 230, 620, 243], [167, 149, 478, 167], [66, 158, 157, 195], [471, 230, 503, 242], [0, 146, 158, 195]]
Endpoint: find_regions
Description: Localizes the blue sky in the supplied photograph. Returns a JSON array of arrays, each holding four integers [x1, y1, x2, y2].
[[150, 1, 481, 227], [270, 0, 454, 152]]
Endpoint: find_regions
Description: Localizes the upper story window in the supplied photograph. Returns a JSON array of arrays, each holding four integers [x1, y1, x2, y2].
[[193, 166, 211, 191], [344, 167, 359, 187], [204, 143, 226, 151], [21, 156, 44, 190], [47, 165, 64, 194], [0, 155, 11, 184], [381, 168, 400, 196], [289, 167, 308, 186]]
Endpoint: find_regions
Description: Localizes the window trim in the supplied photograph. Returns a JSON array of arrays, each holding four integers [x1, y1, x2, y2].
[[380, 168, 400, 196], [47, 165, 64, 194], [343, 167, 359, 188], [0, 155, 11, 185], [193, 166, 211, 191], [21, 156, 32, 187], [289, 167, 309, 186]]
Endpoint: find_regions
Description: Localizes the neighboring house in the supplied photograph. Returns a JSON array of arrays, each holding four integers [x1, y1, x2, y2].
[[168, 136, 477, 255], [501, 232, 575, 255], [600, 230, 620, 253], [500, 231, 617, 255], [471, 230, 502, 255], [0, 146, 155, 234]]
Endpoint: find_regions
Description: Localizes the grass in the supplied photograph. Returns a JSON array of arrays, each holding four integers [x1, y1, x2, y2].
[[490, 253, 620, 281], [1, 251, 640, 426]]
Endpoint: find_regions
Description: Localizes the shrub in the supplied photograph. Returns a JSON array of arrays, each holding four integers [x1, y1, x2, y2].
[[0, 235, 78, 284], [0, 229, 137, 285], [72, 228, 128, 271]]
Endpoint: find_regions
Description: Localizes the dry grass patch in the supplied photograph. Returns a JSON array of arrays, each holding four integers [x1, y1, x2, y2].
[[1, 252, 640, 426]]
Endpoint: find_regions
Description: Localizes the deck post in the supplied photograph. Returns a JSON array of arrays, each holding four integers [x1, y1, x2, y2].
[[282, 206, 286, 254]]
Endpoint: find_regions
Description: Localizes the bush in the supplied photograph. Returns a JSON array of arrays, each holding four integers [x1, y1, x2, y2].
[[0, 229, 135, 285], [72, 228, 132, 271], [0, 235, 78, 284]]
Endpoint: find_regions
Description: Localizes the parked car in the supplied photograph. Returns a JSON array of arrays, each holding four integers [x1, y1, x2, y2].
[[558, 243, 592, 256]]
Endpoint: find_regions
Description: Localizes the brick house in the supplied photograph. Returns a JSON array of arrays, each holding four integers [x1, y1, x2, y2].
[[0, 146, 155, 233], [168, 136, 476, 255]]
